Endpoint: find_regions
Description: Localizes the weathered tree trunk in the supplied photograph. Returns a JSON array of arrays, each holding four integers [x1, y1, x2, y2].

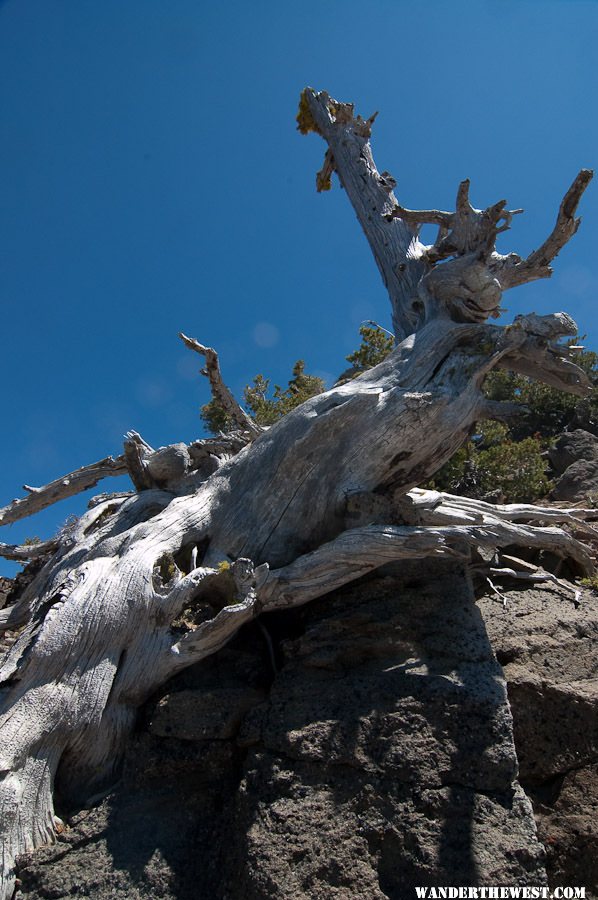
[[0, 88, 594, 898]]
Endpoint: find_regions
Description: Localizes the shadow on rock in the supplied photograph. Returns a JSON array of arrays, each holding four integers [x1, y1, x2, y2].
[[218, 560, 545, 897]]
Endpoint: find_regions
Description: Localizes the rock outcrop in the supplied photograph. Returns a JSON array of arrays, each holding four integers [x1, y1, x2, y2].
[[14, 561, 551, 899], [479, 583, 598, 894], [550, 430, 598, 501]]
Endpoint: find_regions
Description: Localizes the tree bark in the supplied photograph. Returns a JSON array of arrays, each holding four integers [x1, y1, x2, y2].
[[0, 88, 594, 899]]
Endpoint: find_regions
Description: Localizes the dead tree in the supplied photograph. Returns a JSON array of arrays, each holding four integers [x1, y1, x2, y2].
[[0, 88, 594, 898]]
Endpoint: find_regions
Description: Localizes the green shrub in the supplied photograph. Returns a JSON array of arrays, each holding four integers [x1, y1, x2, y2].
[[200, 398, 235, 435], [483, 345, 598, 440], [243, 361, 325, 426], [345, 323, 394, 373], [200, 360, 325, 433], [428, 428, 550, 503]]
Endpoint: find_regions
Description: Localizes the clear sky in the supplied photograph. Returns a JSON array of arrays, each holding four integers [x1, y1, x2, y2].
[[1, 0, 597, 574]]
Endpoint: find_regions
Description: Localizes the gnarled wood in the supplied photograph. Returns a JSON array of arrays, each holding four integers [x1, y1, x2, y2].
[[0, 88, 594, 899], [299, 88, 427, 341], [300, 88, 592, 335], [495, 168, 594, 289]]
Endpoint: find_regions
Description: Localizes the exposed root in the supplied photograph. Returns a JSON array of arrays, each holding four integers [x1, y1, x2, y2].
[[261, 514, 594, 614], [487, 566, 582, 604], [401, 488, 598, 536], [164, 558, 269, 674]]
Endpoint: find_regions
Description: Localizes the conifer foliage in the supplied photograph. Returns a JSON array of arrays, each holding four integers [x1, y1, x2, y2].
[[200, 324, 395, 434], [430, 343, 598, 502], [201, 328, 598, 504], [201, 360, 325, 432]]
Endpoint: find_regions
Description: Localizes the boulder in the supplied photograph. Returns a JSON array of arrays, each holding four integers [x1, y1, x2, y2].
[[549, 430, 598, 475], [549, 430, 598, 501], [221, 562, 545, 897], [552, 459, 598, 501], [532, 765, 598, 893], [149, 687, 266, 741]]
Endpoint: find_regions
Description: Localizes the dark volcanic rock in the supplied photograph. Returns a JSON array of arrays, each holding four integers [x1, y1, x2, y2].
[[549, 430, 598, 501], [15, 734, 243, 900], [530, 765, 598, 893], [552, 459, 598, 502], [149, 687, 266, 741], [219, 564, 544, 897], [15, 561, 546, 898], [479, 584, 598, 784], [549, 430, 598, 475], [14, 649, 258, 900], [479, 583, 598, 896]]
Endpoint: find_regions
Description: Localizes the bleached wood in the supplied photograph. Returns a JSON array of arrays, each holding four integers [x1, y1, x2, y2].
[[402, 488, 598, 537], [123, 431, 155, 490], [0, 455, 128, 527], [259, 512, 594, 613], [301, 88, 427, 341], [0, 539, 59, 562], [487, 566, 582, 603], [302, 89, 592, 334], [493, 169, 594, 289], [0, 87, 594, 900], [386, 179, 524, 265]]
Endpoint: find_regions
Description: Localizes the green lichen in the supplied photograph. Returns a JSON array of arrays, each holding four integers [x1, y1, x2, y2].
[[157, 554, 177, 583], [316, 171, 332, 192], [578, 575, 598, 592], [296, 89, 318, 135]]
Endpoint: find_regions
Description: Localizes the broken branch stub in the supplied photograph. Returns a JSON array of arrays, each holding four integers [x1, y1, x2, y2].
[[179, 332, 262, 437], [299, 87, 426, 341], [0, 455, 128, 527]]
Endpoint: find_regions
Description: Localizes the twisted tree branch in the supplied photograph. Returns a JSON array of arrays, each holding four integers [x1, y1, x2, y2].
[[491, 169, 594, 289], [0, 455, 128, 527], [0, 539, 59, 562], [179, 332, 262, 437]]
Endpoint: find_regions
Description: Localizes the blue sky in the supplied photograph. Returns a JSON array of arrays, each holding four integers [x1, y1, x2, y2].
[[1, 0, 597, 574]]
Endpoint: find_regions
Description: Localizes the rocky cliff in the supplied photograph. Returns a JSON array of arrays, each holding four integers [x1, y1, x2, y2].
[[10, 559, 597, 899]]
